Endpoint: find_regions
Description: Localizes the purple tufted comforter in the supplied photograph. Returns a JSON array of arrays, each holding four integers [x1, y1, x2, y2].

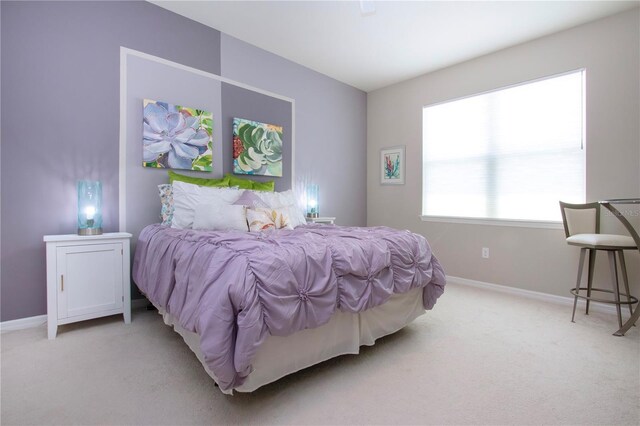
[[133, 223, 446, 391]]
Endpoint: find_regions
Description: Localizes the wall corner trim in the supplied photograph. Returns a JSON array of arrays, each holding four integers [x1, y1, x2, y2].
[[118, 46, 296, 233], [447, 275, 618, 316]]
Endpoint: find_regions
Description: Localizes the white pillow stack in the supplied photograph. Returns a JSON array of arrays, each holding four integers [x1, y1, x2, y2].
[[192, 203, 248, 232], [171, 181, 243, 230], [170, 181, 307, 231]]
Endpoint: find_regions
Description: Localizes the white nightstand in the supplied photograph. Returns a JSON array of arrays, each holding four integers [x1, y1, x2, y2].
[[306, 217, 336, 225], [44, 232, 132, 339]]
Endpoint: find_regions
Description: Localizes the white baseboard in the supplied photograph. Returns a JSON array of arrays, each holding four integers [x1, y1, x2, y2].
[[447, 275, 618, 316], [0, 315, 47, 333], [0, 282, 622, 332], [1, 298, 150, 333]]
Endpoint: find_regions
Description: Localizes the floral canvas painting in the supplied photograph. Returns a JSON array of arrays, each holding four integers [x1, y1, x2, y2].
[[143, 99, 213, 171], [380, 146, 405, 185], [233, 117, 283, 177]]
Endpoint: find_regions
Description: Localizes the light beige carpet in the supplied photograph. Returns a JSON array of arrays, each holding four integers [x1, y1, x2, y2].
[[1, 282, 639, 425]]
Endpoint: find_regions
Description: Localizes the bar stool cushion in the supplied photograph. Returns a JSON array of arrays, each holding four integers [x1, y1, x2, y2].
[[566, 233, 636, 248]]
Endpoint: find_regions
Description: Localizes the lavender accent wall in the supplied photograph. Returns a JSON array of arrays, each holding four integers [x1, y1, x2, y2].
[[0, 1, 222, 322], [123, 53, 224, 250], [221, 83, 293, 192], [122, 52, 293, 263], [220, 34, 368, 227], [1, 2, 368, 322]]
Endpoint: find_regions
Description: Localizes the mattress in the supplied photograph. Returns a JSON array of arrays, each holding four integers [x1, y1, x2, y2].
[[158, 286, 426, 393], [134, 223, 446, 391]]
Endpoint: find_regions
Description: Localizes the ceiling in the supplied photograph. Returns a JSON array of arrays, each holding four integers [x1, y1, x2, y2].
[[150, 1, 639, 92]]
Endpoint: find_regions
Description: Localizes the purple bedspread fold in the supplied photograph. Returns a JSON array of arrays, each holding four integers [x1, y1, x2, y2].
[[133, 223, 446, 391]]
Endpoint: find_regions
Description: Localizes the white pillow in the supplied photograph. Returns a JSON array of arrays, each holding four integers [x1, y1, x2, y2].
[[284, 205, 307, 228], [255, 189, 307, 228], [171, 180, 243, 229], [193, 203, 248, 232]]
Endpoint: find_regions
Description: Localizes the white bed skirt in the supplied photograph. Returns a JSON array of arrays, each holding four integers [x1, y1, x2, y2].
[[158, 287, 426, 394]]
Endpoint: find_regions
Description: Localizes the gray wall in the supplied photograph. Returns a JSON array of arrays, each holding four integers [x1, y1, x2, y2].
[[0, 1, 367, 322], [367, 9, 640, 299]]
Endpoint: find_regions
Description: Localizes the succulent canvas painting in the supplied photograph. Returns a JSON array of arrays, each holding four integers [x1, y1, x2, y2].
[[143, 99, 213, 171], [233, 117, 283, 177]]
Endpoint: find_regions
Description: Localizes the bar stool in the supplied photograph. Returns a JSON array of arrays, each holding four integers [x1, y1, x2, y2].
[[559, 201, 638, 328]]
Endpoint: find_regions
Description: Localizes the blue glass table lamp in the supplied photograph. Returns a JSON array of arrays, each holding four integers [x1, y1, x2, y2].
[[306, 184, 319, 218], [77, 180, 103, 235]]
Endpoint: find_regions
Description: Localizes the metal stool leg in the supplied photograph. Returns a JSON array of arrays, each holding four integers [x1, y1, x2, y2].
[[586, 249, 596, 315], [607, 251, 623, 329], [617, 251, 634, 319], [572, 248, 587, 323]]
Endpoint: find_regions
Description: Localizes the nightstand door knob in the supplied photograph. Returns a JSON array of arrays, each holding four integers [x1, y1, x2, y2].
[[61, 274, 64, 292]]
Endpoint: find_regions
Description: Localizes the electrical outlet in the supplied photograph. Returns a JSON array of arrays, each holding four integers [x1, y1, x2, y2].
[[482, 247, 490, 258]]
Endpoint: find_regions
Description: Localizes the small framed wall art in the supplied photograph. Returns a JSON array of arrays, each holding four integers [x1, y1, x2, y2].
[[380, 146, 405, 185]]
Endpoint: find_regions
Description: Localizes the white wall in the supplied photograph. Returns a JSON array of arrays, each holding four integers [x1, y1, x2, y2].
[[367, 9, 640, 298]]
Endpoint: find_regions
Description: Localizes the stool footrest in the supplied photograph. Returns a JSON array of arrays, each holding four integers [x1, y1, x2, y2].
[[570, 287, 639, 305]]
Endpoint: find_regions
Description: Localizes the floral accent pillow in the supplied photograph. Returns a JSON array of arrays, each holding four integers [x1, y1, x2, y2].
[[247, 207, 293, 232], [158, 184, 174, 226], [255, 189, 307, 228]]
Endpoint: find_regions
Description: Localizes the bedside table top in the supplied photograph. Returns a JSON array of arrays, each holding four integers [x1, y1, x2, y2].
[[43, 232, 132, 243], [306, 217, 336, 224]]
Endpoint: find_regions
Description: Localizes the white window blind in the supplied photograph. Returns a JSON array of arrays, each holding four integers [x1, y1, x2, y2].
[[422, 70, 585, 222]]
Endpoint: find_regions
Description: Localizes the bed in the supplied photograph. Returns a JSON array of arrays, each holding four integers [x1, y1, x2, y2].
[[133, 218, 446, 393]]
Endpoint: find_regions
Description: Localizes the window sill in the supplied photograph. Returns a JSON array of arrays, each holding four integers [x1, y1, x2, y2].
[[419, 215, 563, 229]]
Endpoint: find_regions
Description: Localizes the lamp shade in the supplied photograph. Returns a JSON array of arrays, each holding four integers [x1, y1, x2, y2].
[[306, 184, 319, 218], [77, 180, 103, 235]]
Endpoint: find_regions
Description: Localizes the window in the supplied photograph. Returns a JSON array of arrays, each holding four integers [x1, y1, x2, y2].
[[422, 70, 585, 223]]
